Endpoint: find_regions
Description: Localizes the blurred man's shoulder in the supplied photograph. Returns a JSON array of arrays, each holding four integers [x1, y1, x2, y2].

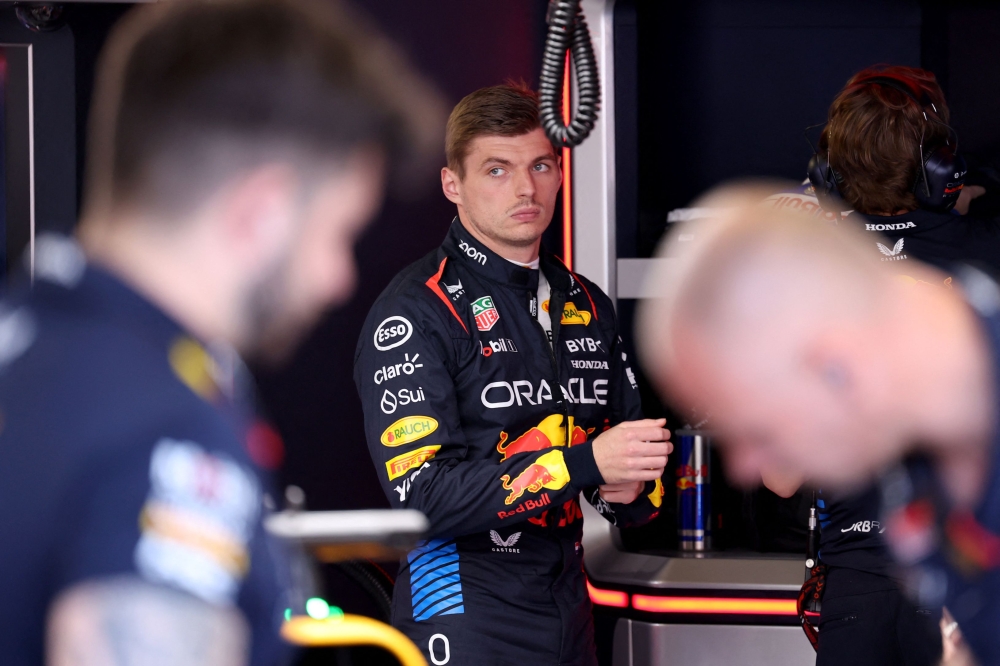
[[761, 183, 844, 222]]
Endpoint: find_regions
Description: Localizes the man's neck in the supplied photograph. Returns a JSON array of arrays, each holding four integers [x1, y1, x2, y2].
[[457, 210, 540, 265], [79, 214, 241, 348]]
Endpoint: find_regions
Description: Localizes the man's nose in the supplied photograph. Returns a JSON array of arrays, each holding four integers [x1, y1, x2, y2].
[[513, 168, 536, 199]]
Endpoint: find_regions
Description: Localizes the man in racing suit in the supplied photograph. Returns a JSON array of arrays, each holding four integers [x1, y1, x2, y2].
[[354, 84, 671, 666]]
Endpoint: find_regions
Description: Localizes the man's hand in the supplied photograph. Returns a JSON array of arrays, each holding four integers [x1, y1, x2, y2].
[[955, 184, 986, 215], [599, 481, 645, 504], [592, 418, 671, 485]]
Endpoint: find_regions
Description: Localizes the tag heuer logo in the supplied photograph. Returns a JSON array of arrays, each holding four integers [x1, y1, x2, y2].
[[471, 295, 500, 331]]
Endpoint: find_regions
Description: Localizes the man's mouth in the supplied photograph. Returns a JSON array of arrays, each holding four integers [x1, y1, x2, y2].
[[510, 206, 542, 221]]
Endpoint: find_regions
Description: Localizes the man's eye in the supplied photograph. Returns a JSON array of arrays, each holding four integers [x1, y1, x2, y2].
[[534, 163, 550, 172], [489, 167, 505, 177]]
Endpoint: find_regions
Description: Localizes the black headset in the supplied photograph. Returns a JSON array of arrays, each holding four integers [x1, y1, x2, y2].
[[807, 75, 967, 213]]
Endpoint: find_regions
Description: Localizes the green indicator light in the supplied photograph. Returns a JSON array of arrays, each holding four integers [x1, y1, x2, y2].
[[328, 605, 345, 620], [284, 608, 292, 622], [306, 597, 331, 620]]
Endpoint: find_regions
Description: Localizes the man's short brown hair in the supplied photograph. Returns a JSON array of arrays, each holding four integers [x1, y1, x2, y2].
[[86, 0, 443, 216], [445, 83, 546, 178], [820, 65, 951, 215]]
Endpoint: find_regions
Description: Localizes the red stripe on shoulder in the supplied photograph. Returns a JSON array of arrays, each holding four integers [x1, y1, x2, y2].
[[554, 255, 599, 321], [425, 257, 469, 334]]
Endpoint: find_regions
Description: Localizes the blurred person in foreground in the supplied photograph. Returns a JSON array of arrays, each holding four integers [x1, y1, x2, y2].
[[0, 0, 441, 664], [638, 184, 1000, 664], [354, 83, 670, 666]]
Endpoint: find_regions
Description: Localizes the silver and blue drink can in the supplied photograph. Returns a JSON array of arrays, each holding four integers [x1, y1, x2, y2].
[[676, 429, 711, 551]]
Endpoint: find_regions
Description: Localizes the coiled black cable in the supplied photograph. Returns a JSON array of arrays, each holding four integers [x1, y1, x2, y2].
[[333, 559, 395, 623], [538, 0, 601, 149]]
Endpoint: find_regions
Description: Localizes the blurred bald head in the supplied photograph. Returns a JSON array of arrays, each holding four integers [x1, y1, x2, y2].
[[638, 183, 970, 489]]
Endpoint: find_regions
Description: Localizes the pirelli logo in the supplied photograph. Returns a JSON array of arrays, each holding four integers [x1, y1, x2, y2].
[[386, 445, 441, 480]]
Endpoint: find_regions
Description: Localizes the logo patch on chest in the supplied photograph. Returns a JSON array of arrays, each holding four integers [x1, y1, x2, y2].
[[542, 300, 592, 325], [471, 295, 500, 331]]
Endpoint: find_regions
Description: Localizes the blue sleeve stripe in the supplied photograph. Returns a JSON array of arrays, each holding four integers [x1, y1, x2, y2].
[[413, 584, 464, 619], [410, 559, 460, 589], [406, 539, 465, 622], [409, 549, 458, 578], [408, 539, 457, 568], [411, 570, 461, 606], [436, 604, 465, 618], [415, 597, 465, 622]]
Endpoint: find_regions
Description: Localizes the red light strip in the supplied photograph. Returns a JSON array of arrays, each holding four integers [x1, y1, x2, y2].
[[587, 580, 629, 608], [631, 595, 798, 616], [561, 50, 573, 270]]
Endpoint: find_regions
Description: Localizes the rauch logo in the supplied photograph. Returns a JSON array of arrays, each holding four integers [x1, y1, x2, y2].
[[380, 416, 439, 447]]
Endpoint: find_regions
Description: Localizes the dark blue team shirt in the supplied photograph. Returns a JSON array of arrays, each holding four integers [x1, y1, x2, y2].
[[0, 237, 290, 665]]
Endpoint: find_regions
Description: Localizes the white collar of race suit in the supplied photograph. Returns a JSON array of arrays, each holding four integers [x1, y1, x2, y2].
[[504, 256, 540, 270]]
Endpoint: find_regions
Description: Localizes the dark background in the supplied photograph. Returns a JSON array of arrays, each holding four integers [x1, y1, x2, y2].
[[13, 0, 1000, 662]]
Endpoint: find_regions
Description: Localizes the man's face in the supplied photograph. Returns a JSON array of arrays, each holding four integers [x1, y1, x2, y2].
[[247, 154, 384, 362], [443, 127, 561, 248], [667, 330, 902, 491]]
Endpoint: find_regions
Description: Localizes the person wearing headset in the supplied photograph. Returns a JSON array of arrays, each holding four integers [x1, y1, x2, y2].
[[762, 65, 1000, 666], [805, 66, 1000, 269]]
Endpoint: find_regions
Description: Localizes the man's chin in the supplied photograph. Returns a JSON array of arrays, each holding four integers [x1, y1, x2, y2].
[[246, 317, 315, 367], [498, 222, 551, 247]]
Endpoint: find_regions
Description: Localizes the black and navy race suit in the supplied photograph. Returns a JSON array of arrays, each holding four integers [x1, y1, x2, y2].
[[353, 219, 662, 666], [0, 237, 290, 666]]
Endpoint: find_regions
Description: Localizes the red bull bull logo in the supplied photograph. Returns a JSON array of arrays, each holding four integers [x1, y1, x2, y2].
[[648, 478, 665, 508], [528, 498, 584, 527], [500, 450, 571, 505], [495, 414, 595, 461]]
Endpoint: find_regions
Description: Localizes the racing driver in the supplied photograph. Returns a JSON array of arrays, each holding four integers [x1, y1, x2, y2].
[[354, 83, 671, 665]]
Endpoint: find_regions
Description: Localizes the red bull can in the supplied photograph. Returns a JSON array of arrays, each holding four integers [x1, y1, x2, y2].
[[676, 429, 711, 551]]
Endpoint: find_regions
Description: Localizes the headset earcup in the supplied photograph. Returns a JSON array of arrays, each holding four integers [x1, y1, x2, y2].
[[915, 147, 967, 212], [807, 153, 844, 211]]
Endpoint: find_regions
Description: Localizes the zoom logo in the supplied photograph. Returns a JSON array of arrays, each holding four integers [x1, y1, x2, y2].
[[459, 240, 487, 265], [374, 316, 413, 351]]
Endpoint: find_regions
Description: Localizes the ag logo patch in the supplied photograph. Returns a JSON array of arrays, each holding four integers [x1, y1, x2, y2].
[[471, 295, 500, 331]]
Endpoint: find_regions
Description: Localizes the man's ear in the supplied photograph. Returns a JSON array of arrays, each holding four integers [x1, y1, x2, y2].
[[441, 166, 463, 206]]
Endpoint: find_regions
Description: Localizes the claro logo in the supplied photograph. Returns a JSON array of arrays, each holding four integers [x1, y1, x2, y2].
[[374, 316, 413, 351], [380, 415, 439, 447], [459, 240, 487, 265]]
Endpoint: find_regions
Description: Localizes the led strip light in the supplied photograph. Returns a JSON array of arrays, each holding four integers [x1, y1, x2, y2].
[[588, 580, 798, 616]]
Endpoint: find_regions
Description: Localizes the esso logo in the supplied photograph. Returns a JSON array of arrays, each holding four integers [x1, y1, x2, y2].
[[374, 316, 413, 351]]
